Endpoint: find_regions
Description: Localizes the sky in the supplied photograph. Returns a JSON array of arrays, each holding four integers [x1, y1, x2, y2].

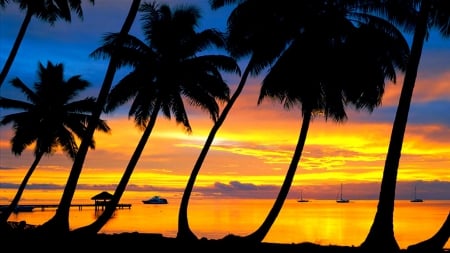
[[0, 0, 449, 202]]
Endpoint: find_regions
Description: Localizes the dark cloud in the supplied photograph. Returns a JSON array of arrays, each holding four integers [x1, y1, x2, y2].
[[0, 166, 16, 170], [1, 180, 449, 199], [0, 183, 61, 190]]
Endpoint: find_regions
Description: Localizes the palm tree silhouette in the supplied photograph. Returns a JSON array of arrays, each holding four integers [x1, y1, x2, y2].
[[39, 0, 141, 234], [361, 1, 450, 252], [72, 1, 239, 235], [177, 0, 298, 240], [248, 7, 409, 241], [0, 61, 110, 225], [0, 0, 95, 88]]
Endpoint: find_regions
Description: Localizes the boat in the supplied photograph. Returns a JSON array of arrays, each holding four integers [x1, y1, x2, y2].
[[297, 190, 309, 202], [410, 185, 424, 203], [142, 196, 168, 204], [336, 183, 350, 203]]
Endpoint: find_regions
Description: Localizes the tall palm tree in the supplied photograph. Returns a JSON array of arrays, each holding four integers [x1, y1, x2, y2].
[[0, 61, 110, 226], [247, 12, 409, 242], [0, 0, 95, 88], [179, 0, 410, 242], [72, 1, 239, 235], [178, 0, 299, 240], [39, 0, 141, 234], [360, 1, 450, 252]]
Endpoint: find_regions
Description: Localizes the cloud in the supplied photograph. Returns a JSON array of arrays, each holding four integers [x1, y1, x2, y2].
[[1, 1, 449, 204], [1, 180, 449, 200]]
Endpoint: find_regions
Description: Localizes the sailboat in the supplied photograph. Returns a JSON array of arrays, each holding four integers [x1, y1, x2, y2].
[[297, 190, 309, 203], [336, 183, 349, 203], [410, 185, 424, 203]]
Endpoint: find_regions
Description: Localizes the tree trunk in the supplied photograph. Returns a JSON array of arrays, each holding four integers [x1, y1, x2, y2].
[[0, 8, 32, 87], [38, 0, 142, 234], [177, 63, 251, 241], [0, 152, 43, 223], [407, 212, 450, 253], [360, 2, 429, 252], [73, 102, 160, 234], [245, 110, 310, 242]]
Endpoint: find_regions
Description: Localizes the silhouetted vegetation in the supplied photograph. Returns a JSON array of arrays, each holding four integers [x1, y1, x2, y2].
[[0, 0, 449, 252], [0, 0, 95, 87], [0, 61, 110, 225], [73, 1, 239, 234]]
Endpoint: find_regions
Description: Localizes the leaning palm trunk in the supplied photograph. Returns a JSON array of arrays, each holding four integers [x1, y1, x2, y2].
[[177, 64, 252, 240], [360, 3, 430, 252], [244, 110, 311, 242], [406, 212, 450, 253], [73, 103, 160, 234], [0, 8, 32, 87], [0, 151, 43, 223], [39, 0, 142, 234]]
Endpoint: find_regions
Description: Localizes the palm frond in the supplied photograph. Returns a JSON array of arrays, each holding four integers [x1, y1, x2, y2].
[[9, 78, 38, 103]]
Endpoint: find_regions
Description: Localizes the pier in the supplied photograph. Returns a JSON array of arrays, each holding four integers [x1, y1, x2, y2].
[[0, 191, 132, 212], [0, 203, 132, 212]]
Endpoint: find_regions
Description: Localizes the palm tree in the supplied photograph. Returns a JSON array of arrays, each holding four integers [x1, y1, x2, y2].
[[38, 0, 141, 234], [360, 1, 450, 252], [179, 0, 409, 242], [71, 1, 239, 235], [177, 0, 299, 240], [0, 61, 110, 226], [247, 12, 409, 242], [0, 0, 95, 88]]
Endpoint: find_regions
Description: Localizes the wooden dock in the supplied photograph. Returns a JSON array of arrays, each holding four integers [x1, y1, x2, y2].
[[0, 203, 132, 212]]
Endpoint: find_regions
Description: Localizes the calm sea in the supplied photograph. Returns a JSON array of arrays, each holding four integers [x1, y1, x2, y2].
[[5, 198, 449, 249]]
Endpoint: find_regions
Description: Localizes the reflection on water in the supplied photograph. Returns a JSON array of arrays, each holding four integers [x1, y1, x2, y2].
[[6, 199, 449, 249]]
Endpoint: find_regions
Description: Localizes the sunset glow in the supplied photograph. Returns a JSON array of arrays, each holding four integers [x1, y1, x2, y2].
[[1, 0, 449, 205]]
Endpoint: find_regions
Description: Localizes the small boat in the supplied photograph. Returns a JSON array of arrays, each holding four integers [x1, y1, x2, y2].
[[410, 185, 424, 203], [142, 196, 168, 204], [297, 190, 309, 202], [336, 183, 350, 203]]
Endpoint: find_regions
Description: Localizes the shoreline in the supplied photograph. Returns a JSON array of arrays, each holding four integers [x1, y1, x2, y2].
[[4, 222, 448, 253], [5, 199, 449, 248]]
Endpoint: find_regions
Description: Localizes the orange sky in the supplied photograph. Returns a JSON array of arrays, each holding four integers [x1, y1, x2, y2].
[[1, 70, 450, 201], [0, 0, 449, 201]]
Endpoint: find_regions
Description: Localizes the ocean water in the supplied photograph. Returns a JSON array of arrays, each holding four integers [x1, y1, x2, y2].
[[5, 197, 449, 249]]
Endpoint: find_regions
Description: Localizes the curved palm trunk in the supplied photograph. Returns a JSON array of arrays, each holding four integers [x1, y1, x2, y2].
[[0, 151, 43, 223], [39, 0, 141, 234], [244, 110, 311, 242], [360, 3, 430, 252], [406, 212, 450, 253], [177, 63, 251, 240], [0, 8, 32, 87], [73, 103, 160, 234]]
